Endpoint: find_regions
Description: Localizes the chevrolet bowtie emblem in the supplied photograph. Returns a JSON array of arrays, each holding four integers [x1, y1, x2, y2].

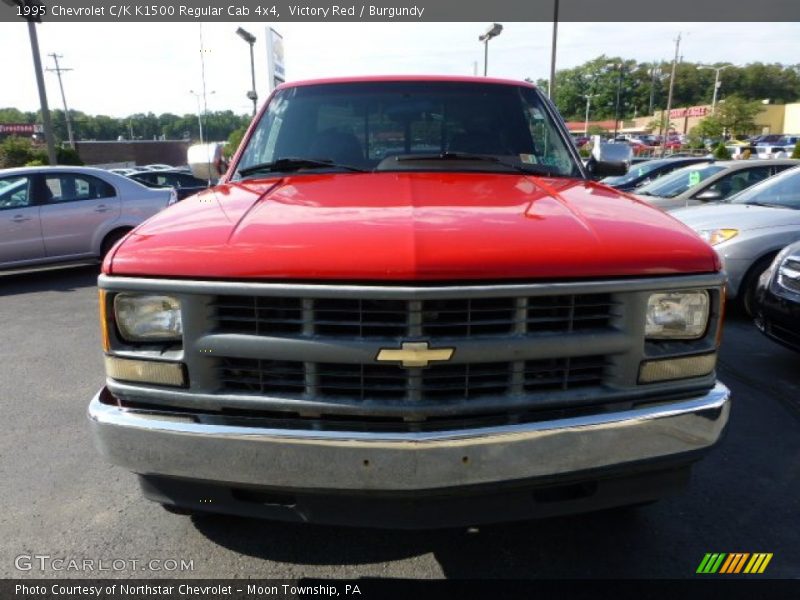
[[376, 342, 455, 368]]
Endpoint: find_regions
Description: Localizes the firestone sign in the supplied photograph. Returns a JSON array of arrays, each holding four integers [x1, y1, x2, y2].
[[0, 124, 43, 134], [669, 106, 709, 119]]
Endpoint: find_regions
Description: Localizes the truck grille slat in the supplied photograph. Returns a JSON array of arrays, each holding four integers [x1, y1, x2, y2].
[[218, 356, 606, 401], [213, 293, 616, 338], [206, 290, 616, 416]]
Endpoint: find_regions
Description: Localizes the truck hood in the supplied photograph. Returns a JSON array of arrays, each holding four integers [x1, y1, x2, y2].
[[672, 203, 800, 232], [107, 172, 719, 280]]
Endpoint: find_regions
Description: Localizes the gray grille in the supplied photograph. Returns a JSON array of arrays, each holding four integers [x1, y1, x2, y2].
[[218, 356, 607, 401], [213, 294, 616, 338]]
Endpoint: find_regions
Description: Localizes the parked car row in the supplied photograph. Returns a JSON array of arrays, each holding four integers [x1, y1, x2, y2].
[[600, 150, 800, 320], [103, 164, 211, 200], [0, 166, 176, 270]]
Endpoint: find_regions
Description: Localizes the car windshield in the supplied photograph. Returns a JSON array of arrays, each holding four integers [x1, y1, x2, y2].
[[636, 164, 726, 198], [234, 81, 581, 178], [729, 166, 800, 209], [601, 159, 671, 186]]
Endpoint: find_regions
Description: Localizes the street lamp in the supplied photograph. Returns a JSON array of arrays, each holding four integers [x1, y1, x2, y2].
[[697, 64, 733, 113], [189, 89, 214, 144], [583, 94, 597, 135], [236, 27, 258, 117], [478, 23, 503, 77]]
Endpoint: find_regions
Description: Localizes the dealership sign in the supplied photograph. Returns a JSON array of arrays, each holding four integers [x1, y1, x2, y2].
[[670, 106, 709, 119], [0, 124, 43, 134]]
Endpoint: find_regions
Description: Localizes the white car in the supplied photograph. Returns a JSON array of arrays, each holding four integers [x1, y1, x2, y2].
[[0, 166, 176, 271]]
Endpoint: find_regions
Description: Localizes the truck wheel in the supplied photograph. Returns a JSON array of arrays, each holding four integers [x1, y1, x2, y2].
[[100, 229, 131, 260], [741, 255, 776, 318]]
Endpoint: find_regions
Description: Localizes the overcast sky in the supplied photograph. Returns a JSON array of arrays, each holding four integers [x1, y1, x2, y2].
[[1, 21, 798, 118]]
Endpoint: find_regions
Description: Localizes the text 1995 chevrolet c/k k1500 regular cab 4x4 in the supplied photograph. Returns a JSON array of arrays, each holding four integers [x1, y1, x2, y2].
[[89, 76, 730, 528]]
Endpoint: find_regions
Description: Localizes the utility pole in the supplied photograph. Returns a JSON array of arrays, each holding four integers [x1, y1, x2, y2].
[[548, 0, 559, 99], [26, 20, 57, 164], [46, 53, 75, 149], [660, 33, 681, 156]]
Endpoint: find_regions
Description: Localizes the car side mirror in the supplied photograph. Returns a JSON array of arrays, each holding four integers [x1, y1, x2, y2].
[[585, 138, 631, 178], [187, 143, 228, 181], [695, 188, 724, 201]]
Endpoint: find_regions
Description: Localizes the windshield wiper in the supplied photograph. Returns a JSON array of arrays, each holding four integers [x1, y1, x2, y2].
[[393, 152, 563, 177], [238, 157, 367, 177]]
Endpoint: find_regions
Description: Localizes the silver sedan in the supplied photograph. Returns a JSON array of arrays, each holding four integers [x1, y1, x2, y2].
[[0, 166, 175, 271], [632, 159, 799, 211], [671, 165, 800, 314]]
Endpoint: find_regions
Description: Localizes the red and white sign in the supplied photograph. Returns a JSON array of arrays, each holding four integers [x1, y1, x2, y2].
[[0, 123, 43, 134], [669, 106, 709, 119]]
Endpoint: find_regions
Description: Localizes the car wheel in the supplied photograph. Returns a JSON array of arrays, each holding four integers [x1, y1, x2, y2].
[[741, 255, 776, 317], [100, 229, 131, 259]]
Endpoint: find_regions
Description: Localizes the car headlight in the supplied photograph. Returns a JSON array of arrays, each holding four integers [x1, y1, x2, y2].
[[114, 294, 182, 342], [776, 254, 800, 295], [646, 290, 709, 339], [696, 228, 739, 246]]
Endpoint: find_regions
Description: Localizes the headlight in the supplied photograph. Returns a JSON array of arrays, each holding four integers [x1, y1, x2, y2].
[[777, 254, 800, 295], [696, 228, 738, 246], [114, 294, 182, 342], [646, 290, 709, 339]]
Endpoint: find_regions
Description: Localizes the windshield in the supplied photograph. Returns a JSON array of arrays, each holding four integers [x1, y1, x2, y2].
[[730, 166, 800, 209], [235, 81, 581, 178], [601, 159, 671, 186], [636, 164, 726, 198]]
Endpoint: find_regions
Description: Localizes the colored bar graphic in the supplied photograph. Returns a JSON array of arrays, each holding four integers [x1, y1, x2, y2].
[[698, 552, 773, 574], [719, 553, 749, 573]]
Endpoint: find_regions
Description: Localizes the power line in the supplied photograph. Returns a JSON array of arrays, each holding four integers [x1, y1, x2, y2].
[[46, 52, 75, 148]]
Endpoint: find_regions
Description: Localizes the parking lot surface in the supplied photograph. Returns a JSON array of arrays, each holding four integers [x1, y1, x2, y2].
[[1, 265, 798, 579]]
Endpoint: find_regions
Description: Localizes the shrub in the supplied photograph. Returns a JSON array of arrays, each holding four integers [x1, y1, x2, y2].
[[57, 146, 84, 165], [712, 142, 731, 160], [792, 140, 800, 160]]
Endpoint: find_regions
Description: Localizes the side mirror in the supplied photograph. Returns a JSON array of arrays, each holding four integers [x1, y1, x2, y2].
[[586, 138, 631, 178], [187, 143, 228, 181], [694, 188, 724, 201]]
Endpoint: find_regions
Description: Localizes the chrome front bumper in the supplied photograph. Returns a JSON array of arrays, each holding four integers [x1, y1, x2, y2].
[[89, 383, 730, 492]]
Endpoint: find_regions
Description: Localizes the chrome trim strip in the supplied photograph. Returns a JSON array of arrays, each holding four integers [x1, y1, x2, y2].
[[89, 382, 730, 491], [195, 331, 630, 365], [98, 273, 725, 300]]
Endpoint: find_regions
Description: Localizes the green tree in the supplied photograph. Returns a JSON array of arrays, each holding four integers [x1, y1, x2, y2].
[[224, 126, 248, 158], [714, 96, 763, 137], [712, 142, 731, 160]]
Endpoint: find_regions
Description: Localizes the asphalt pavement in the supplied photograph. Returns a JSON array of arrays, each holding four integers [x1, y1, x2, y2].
[[1, 265, 798, 579]]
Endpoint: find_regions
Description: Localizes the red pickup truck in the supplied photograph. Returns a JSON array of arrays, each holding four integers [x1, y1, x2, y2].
[[89, 76, 730, 528]]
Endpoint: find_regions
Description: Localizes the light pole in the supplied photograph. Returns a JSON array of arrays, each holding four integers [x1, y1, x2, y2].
[[697, 64, 733, 113], [606, 63, 626, 139], [236, 27, 258, 117], [189, 90, 214, 144], [478, 23, 503, 77], [549, 0, 559, 99], [583, 94, 597, 135]]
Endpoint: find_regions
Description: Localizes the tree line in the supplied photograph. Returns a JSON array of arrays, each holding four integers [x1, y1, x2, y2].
[[536, 58, 800, 122], [0, 107, 251, 144]]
